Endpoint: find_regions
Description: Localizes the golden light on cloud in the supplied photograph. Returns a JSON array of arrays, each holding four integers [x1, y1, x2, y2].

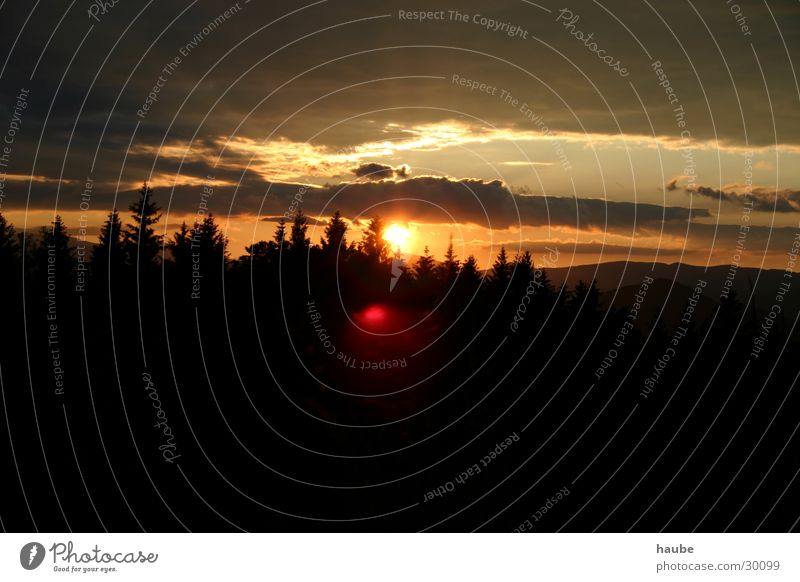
[[2, 173, 69, 183], [124, 119, 800, 188]]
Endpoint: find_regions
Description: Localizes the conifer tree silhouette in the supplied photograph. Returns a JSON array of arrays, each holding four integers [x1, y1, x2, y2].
[[512, 250, 534, 286], [0, 212, 19, 266], [39, 215, 75, 279], [490, 245, 512, 285], [360, 216, 387, 262], [273, 218, 287, 248], [91, 209, 124, 277], [190, 214, 228, 266], [0, 213, 20, 300], [322, 210, 347, 256], [289, 209, 309, 253], [412, 246, 436, 282], [439, 235, 460, 286], [124, 183, 162, 268], [168, 222, 192, 267], [459, 255, 481, 286]]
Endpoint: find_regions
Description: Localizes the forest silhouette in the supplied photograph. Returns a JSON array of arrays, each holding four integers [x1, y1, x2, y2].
[[0, 183, 798, 532]]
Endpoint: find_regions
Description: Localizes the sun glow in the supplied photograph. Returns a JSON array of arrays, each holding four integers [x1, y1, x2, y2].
[[383, 224, 411, 252]]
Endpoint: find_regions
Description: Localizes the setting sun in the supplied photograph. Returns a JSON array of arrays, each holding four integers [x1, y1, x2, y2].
[[383, 223, 411, 251]]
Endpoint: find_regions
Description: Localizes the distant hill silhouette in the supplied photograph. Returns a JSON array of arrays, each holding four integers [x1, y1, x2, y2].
[[600, 278, 717, 332], [548, 261, 799, 317]]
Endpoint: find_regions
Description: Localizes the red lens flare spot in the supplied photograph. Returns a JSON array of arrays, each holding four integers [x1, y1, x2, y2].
[[362, 305, 386, 324], [353, 304, 400, 333]]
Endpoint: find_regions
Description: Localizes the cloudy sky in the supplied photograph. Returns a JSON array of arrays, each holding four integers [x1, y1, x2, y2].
[[1, 0, 798, 267]]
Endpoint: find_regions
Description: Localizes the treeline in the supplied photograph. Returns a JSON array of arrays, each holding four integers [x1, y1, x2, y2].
[[0, 182, 605, 324], [0, 183, 561, 301]]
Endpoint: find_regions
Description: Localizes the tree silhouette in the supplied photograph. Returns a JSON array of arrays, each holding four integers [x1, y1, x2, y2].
[[490, 245, 512, 285], [40, 215, 74, 275], [124, 183, 162, 267], [289, 209, 309, 253], [513, 250, 534, 285], [273, 218, 287, 248], [242, 240, 270, 264], [412, 246, 436, 282], [359, 215, 387, 262], [91, 209, 124, 276], [439, 235, 459, 286], [0, 213, 20, 300], [460, 254, 481, 285], [167, 221, 192, 267], [322, 210, 347, 256], [0, 212, 19, 266], [190, 214, 228, 265]]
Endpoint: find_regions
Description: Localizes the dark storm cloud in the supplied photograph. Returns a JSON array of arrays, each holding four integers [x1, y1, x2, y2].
[[1, 0, 798, 169], [351, 163, 410, 180]]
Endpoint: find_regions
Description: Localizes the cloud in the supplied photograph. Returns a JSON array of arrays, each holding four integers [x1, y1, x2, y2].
[[686, 184, 800, 213], [262, 215, 328, 226], [160, 175, 708, 234], [0, 170, 710, 238], [351, 163, 410, 180], [281, 176, 708, 232]]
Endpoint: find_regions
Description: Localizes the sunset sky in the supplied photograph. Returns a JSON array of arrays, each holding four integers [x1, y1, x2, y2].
[[1, 0, 799, 267]]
